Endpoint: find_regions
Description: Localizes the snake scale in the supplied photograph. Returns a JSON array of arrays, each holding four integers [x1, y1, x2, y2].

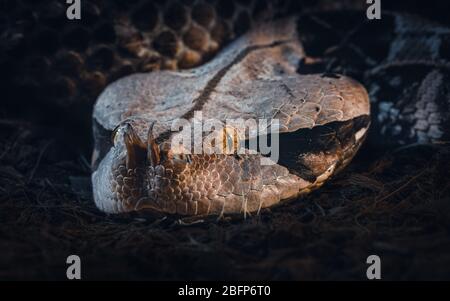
[[2, 1, 449, 216]]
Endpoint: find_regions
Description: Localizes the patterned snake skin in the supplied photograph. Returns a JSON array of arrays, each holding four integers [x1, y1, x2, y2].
[[1, 1, 448, 216], [2, 0, 290, 109]]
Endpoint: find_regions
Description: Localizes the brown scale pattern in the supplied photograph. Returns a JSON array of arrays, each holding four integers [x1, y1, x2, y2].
[[2, 0, 292, 110], [111, 165, 145, 213], [139, 152, 277, 216]]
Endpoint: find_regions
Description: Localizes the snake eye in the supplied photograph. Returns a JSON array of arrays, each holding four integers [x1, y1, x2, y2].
[[220, 126, 240, 154]]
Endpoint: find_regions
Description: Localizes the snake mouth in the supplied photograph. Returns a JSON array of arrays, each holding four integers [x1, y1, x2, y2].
[[276, 114, 371, 183]]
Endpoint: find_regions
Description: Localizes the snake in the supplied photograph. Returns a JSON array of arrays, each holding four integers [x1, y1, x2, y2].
[[92, 16, 371, 215], [2, 1, 449, 216]]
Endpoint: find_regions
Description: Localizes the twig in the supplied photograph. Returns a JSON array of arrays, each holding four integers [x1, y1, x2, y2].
[[375, 169, 427, 203]]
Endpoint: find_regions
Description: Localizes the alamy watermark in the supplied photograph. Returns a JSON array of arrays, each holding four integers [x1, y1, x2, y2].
[[366, 0, 382, 20], [168, 111, 279, 166], [366, 255, 382, 280], [64, 254, 381, 280], [66, 0, 81, 20], [66, 255, 81, 280], [66, 0, 381, 21]]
